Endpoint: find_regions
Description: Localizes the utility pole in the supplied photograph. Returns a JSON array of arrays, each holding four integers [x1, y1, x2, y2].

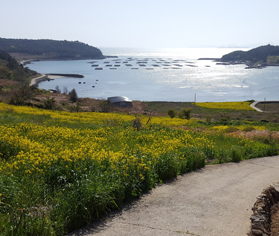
[[264, 98, 266, 112]]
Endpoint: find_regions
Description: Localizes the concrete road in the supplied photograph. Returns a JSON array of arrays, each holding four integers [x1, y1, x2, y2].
[[68, 156, 279, 236]]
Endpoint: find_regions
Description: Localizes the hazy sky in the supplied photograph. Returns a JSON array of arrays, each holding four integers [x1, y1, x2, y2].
[[1, 0, 279, 48]]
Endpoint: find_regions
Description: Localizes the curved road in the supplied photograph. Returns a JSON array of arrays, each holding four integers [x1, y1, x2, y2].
[[68, 156, 279, 236]]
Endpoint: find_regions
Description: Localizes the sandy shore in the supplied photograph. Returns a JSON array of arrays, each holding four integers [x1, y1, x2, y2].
[[47, 75, 68, 79]]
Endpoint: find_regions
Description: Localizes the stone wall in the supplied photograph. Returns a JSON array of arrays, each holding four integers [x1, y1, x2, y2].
[[249, 185, 279, 236]]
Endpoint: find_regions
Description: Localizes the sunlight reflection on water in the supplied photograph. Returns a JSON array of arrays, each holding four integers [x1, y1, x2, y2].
[[27, 48, 279, 102]]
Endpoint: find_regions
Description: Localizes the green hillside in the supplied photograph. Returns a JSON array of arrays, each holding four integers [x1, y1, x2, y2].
[[0, 49, 37, 82]]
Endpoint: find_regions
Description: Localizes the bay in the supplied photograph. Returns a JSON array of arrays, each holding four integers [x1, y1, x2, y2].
[[26, 48, 279, 102]]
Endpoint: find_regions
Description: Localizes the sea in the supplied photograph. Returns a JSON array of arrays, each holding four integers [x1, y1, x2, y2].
[[26, 48, 279, 102]]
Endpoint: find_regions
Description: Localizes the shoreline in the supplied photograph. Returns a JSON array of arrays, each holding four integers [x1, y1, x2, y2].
[[19, 55, 115, 66]]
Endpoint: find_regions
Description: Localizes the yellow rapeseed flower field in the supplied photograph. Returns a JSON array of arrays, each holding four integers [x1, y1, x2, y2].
[[196, 101, 254, 110], [0, 102, 277, 235]]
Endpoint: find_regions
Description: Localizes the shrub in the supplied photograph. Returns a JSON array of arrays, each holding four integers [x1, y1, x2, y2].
[[44, 98, 56, 110], [247, 99, 255, 104], [224, 127, 239, 133], [178, 108, 192, 120], [167, 109, 176, 118], [8, 84, 34, 105], [69, 104, 82, 112], [220, 114, 231, 121], [242, 126, 255, 132], [231, 148, 242, 162], [99, 100, 110, 112], [205, 115, 212, 122], [133, 118, 142, 131]]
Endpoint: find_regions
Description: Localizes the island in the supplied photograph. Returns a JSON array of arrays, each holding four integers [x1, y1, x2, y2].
[[220, 44, 279, 69], [0, 38, 105, 62]]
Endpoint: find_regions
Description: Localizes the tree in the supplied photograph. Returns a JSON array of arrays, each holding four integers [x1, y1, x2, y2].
[[55, 85, 61, 94], [9, 84, 34, 105], [0, 66, 13, 80], [69, 88, 78, 102], [178, 108, 192, 120], [167, 109, 176, 118], [63, 86, 68, 94]]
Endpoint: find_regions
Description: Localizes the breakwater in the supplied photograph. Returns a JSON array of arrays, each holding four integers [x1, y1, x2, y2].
[[47, 73, 84, 78], [30, 73, 84, 87], [30, 74, 48, 87]]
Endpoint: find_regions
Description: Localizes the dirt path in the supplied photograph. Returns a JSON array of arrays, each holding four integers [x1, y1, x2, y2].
[[68, 156, 279, 236], [250, 101, 264, 112]]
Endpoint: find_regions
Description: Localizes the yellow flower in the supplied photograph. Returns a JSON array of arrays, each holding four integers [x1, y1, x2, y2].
[[196, 101, 253, 110]]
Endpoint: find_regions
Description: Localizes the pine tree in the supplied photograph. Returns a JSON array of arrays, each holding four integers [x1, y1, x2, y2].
[[69, 88, 78, 102]]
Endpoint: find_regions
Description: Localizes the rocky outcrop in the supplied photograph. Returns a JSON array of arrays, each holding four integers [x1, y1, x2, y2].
[[249, 185, 279, 236]]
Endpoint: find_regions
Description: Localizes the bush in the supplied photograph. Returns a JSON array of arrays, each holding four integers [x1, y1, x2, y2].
[[99, 100, 110, 112], [8, 84, 35, 105], [44, 98, 56, 110], [205, 115, 212, 122], [247, 99, 255, 104], [69, 104, 82, 112], [132, 118, 142, 131], [69, 89, 78, 103], [167, 109, 176, 118], [242, 126, 255, 132], [224, 127, 239, 133], [178, 108, 192, 120], [231, 148, 242, 162]]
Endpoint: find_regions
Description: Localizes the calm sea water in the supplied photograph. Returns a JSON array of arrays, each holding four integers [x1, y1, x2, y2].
[[27, 48, 279, 102]]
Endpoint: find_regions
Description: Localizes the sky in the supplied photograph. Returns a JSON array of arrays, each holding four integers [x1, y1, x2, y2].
[[1, 0, 279, 49]]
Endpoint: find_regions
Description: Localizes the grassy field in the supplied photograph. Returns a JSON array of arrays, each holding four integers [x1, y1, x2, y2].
[[145, 100, 279, 122], [0, 102, 279, 235], [255, 102, 279, 113]]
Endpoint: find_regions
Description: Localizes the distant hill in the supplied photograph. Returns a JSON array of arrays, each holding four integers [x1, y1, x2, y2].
[[220, 45, 279, 65], [0, 38, 105, 61], [0, 49, 37, 82]]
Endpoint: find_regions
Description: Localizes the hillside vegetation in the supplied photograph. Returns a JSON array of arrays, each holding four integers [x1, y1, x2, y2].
[[0, 38, 105, 61], [221, 44, 279, 64], [0, 49, 38, 83]]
